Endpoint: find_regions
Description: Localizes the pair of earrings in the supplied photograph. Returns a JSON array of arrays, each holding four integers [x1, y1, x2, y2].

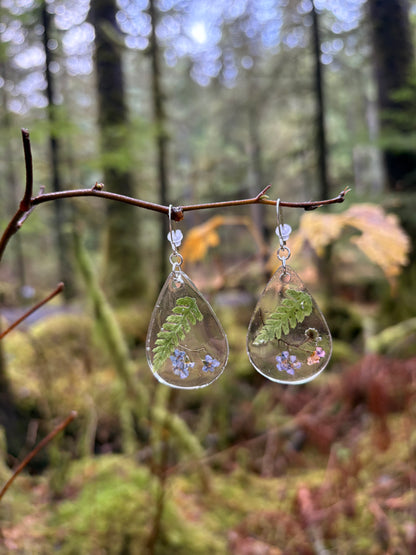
[[146, 202, 332, 389]]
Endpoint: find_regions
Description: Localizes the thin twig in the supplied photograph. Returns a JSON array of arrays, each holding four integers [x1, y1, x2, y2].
[[20, 129, 33, 211], [30, 183, 350, 220], [0, 411, 77, 502], [30, 185, 172, 215], [0, 130, 35, 262], [0, 128, 351, 263], [0, 210, 25, 262], [18, 186, 45, 229], [0, 282, 64, 340], [181, 185, 350, 213]]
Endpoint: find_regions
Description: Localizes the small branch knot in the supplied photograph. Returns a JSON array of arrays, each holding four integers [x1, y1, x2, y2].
[[171, 206, 184, 221]]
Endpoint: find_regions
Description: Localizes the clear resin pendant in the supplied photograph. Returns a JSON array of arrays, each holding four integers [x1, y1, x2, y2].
[[146, 270, 228, 389], [247, 265, 332, 384]]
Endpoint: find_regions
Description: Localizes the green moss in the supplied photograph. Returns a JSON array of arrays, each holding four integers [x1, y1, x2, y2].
[[50, 457, 151, 552], [331, 339, 361, 363], [49, 456, 223, 554], [4, 313, 99, 403], [367, 317, 416, 357], [115, 303, 152, 347]]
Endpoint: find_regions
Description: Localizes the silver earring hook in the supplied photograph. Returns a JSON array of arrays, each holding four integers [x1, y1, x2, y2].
[[168, 204, 172, 226], [167, 204, 184, 273], [275, 198, 291, 268], [168, 204, 175, 253], [276, 199, 283, 245], [275, 199, 292, 247], [167, 205, 183, 253]]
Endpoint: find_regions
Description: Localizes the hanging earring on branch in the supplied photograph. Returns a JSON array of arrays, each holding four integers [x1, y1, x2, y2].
[[246, 199, 332, 384], [146, 205, 229, 389]]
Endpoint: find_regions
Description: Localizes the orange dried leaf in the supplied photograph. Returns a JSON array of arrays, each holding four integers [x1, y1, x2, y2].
[[344, 204, 410, 282], [293, 203, 410, 284], [181, 215, 267, 263], [295, 212, 346, 256], [180, 216, 224, 262]]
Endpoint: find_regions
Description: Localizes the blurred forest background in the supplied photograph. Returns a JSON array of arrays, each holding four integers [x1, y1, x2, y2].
[[0, 0, 416, 553]]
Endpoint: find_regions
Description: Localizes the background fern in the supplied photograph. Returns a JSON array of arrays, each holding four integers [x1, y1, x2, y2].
[[254, 289, 313, 345], [152, 297, 203, 371]]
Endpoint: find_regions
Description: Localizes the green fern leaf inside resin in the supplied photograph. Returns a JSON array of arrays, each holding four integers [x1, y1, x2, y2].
[[253, 289, 312, 345], [152, 296, 203, 371]]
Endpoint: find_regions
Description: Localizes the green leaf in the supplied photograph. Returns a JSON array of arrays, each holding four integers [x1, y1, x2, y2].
[[253, 289, 312, 345], [152, 297, 203, 371]]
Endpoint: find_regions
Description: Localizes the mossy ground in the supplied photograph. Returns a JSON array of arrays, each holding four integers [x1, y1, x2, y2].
[[1, 308, 415, 554], [1, 406, 415, 554]]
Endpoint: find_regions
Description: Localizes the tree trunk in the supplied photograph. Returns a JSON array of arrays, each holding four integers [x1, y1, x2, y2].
[[311, 2, 333, 297], [90, 0, 145, 301], [42, 3, 76, 300], [368, 0, 416, 190], [311, 1, 330, 200], [247, 92, 269, 272], [148, 0, 170, 288]]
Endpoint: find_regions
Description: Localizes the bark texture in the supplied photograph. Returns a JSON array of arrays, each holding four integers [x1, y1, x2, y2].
[[90, 0, 145, 300], [368, 0, 416, 190]]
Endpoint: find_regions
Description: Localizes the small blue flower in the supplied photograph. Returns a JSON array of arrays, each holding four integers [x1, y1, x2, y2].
[[276, 351, 301, 376], [202, 354, 220, 373], [169, 349, 194, 379]]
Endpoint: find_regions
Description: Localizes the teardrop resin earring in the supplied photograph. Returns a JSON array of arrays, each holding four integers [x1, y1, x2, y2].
[[146, 206, 228, 389], [247, 199, 332, 384]]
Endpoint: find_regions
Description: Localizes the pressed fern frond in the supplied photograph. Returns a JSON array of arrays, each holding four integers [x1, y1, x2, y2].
[[253, 289, 312, 345], [152, 297, 203, 371]]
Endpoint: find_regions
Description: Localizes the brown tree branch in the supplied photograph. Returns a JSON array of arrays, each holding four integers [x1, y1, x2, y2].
[[0, 410, 77, 502], [0, 210, 26, 263], [0, 282, 64, 340], [181, 186, 350, 213], [30, 183, 350, 217], [20, 128, 33, 211], [0, 128, 351, 264], [0, 130, 35, 262]]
